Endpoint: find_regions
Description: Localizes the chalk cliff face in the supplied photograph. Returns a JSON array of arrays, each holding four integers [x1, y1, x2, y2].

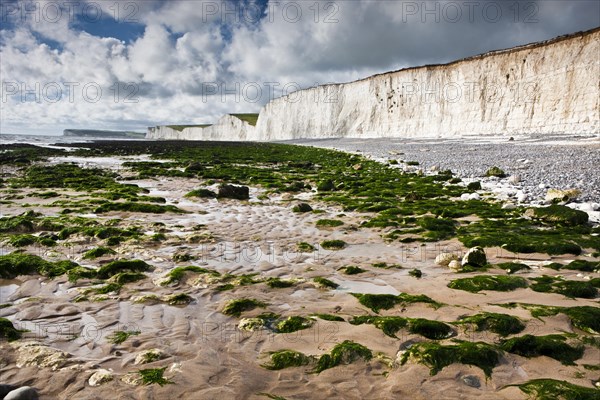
[[147, 114, 254, 140], [147, 28, 600, 141]]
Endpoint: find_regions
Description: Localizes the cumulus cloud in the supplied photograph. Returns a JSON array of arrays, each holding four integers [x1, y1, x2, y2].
[[0, 0, 598, 135]]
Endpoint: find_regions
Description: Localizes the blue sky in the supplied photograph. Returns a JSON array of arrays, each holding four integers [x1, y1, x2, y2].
[[1, 0, 598, 135]]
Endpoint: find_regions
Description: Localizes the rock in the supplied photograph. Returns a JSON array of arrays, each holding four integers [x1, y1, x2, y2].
[[88, 369, 113, 386], [525, 205, 589, 226], [462, 247, 487, 267], [467, 181, 482, 191], [448, 260, 462, 272], [292, 203, 313, 213], [134, 348, 167, 365], [217, 184, 249, 200], [4, 387, 38, 400], [545, 188, 581, 203], [435, 253, 459, 267], [317, 179, 336, 192], [121, 372, 142, 386], [460, 193, 480, 201], [352, 164, 363, 170], [516, 191, 527, 203], [508, 175, 521, 185], [429, 165, 439, 172], [485, 166, 507, 178], [462, 375, 481, 388], [508, 137, 515, 141], [0, 385, 18, 399], [502, 203, 517, 210]]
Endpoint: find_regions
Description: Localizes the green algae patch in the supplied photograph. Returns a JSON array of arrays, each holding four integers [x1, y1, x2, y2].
[[500, 334, 584, 365], [275, 316, 314, 333], [562, 260, 600, 272], [352, 293, 441, 313], [296, 242, 315, 252], [320, 240, 346, 250], [314, 340, 373, 373], [530, 276, 598, 299], [342, 266, 366, 275], [160, 265, 221, 286], [516, 379, 600, 400], [526, 205, 589, 227], [456, 312, 525, 337], [498, 304, 600, 334], [316, 219, 344, 228], [185, 188, 217, 198], [495, 262, 531, 274], [262, 350, 313, 370], [448, 275, 528, 293], [95, 202, 185, 214], [96, 259, 152, 279], [0, 318, 22, 341], [222, 298, 267, 317], [351, 316, 453, 339], [400, 341, 500, 377], [313, 277, 338, 289], [0, 253, 79, 279], [311, 314, 344, 322], [139, 367, 174, 386], [82, 246, 116, 260], [266, 277, 296, 289]]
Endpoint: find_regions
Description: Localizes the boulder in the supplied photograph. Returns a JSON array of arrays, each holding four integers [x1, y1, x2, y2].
[[462, 375, 481, 388], [462, 247, 487, 267], [525, 205, 588, 226], [12, 341, 70, 371], [545, 188, 581, 203], [485, 166, 507, 178], [4, 386, 39, 400], [238, 318, 265, 332], [0, 385, 18, 399], [217, 184, 249, 200], [292, 203, 313, 213], [435, 253, 458, 267], [448, 260, 462, 272], [134, 348, 166, 365]]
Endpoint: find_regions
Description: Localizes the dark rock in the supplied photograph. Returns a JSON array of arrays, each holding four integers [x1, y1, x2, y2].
[[462, 246, 487, 267], [317, 180, 335, 192], [0, 385, 18, 399], [4, 386, 39, 400], [217, 184, 249, 200], [292, 203, 313, 213], [462, 375, 481, 388]]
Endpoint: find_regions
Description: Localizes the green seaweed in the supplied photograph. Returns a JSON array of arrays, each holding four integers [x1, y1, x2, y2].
[[139, 367, 174, 386], [320, 240, 346, 250], [275, 316, 314, 333], [266, 278, 296, 289], [82, 246, 116, 259], [448, 275, 528, 293], [400, 341, 500, 377], [222, 298, 267, 317], [516, 379, 600, 400], [500, 334, 584, 365], [0, 318, 22, 341], [352, 293, 441, 313], [314, 340, 373, 373], [311, 314, 344, 322], [342, 266, 366, 275], [316, 219, 344, 228], [313, 277, 339, 289], [96, 259, 152, 279], [530, 276, 598, 299], [262, 350, 313, 370], [456, 312, 525, 337], [108, 330, 140, 344]]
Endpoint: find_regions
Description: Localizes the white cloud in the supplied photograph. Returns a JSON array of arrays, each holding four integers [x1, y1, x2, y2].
[[1, 0, 598, 135]]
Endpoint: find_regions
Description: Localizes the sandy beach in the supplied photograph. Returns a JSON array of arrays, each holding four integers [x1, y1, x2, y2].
[[0, 140, 598, 399]]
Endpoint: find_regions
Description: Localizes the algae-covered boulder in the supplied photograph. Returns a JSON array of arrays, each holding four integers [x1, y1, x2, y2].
[[217, 184, 249, 200], [525, 205, 588, 226], [292, 203, 313, 213], [462, 247, 487, 267]]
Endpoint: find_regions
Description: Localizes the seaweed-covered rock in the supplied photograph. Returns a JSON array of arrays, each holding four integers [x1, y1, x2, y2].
[[217, 184, 249, 200], [485, 166, 507, 178], [525, 205, 588, 226], [448, 260, 462, 272], [462, 247, 487, 267], [292, 203, 313, 213]]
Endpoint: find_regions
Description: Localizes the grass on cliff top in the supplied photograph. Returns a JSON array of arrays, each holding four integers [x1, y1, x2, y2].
[[230, 114, 259, 126], [167, 124, 211, 131]]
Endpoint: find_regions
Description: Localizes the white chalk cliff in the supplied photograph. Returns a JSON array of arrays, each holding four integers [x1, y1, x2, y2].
[[147, 28, 600, 141]]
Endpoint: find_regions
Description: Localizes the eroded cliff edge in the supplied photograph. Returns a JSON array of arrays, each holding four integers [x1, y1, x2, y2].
[[147, 28, 600, 141]]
